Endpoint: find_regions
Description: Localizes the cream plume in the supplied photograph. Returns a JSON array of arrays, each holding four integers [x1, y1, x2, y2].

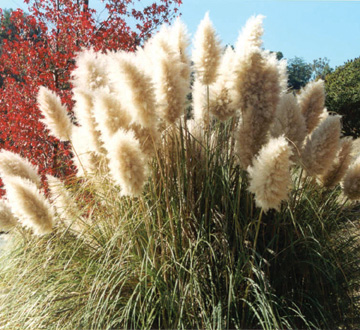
[[301, 115, 341, 176], [0, 200, 17, 231], [92, 90, 132, 142], [71, 126, 104, 177], [72, 49, 109, 91], [151, 39, 188, 124], [270, 93, 307, 158], [248, 136, 292, 212], [192, 12, 222, 85], [109, 53, 157, 128], [107, 129, 147, 196], [37, 86, 73, 141], [320, 137, 353, 188], [192, 79, 209, 127], [129, 123, 159, 157], [234, 51, 283, 168], [297, 80, 325, 134], [72, 89, 104, 155], [209, 46, 237, 121], [4, 177, 54, 235], [169, 18, 191, 82], [0, 150, 41, 187], [235, 15, 265, 52], [342, 156, 360, 200]]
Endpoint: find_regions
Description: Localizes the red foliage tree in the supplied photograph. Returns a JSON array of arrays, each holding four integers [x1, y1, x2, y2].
[[0, 0, 181, 193]]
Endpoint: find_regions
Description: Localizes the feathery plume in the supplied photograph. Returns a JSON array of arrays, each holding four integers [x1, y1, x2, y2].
[[192, 79, 210, 127], [342, 156, 360, 200], [297, 80, 325, 134], [192, 12, 222, 85], [4, 177, 54, 235], [320, 137, 353, 188], [107, 130, 147, 196], [169, 18, 191, 82], [71, 126, 104, 176], [0, 200, 17, 231], [0, 150, 41, 187], [72, 89, 104, 154], [151, 39, 188, 124], [72, 49, 109, 91], [92, 90, 132, 142], [109, 53, 157, 128], [301, 115, 341, 176], [270, 93, 307, 158], [235, 15, 265, 52], [248, 136, 292, 212], [37, 86, 73, 141], [129, 123, 159, 157], [234, 51, 283, 168], [209, 46, 237, 121]]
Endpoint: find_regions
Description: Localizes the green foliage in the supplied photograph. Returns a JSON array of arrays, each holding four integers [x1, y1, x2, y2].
[[287, 56, 313, 90], [312, 57, 333, 80], [325, 57, 360, 137], [0, 123, 359, 329]]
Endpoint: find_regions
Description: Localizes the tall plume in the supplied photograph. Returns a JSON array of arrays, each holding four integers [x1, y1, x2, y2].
[[192, 12, 222, 86], [209, 46, 237, 121], [109, 53, 158, 129], [301, 115, 341, 176], [270, 93, 307, 159], [4, 177, 54, 235], [0, 150, 41, 188], [72, 49, 110, 92], [107, 130, 147, 196], [321, 137, 353, 188], [37, 86, 73, 141], [297, 80, 325, 134], [342, 156, 360, 201], [0, 200, 17, 231], [248, 136, 292, 212]]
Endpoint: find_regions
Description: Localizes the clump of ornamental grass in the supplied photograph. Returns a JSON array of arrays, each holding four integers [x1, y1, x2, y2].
[[0, 14, 359, 330]]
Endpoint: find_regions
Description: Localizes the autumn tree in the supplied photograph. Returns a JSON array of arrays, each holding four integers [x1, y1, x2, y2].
[[0, 0, 181, 193]]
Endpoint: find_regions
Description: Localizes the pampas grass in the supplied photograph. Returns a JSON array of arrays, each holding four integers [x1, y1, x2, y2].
[[0, 200, 17, 231], [0, 150, 41, 187], [342, 156, 360, 200], [298, 79, 326, 134], [301, 115, 341, 176], [192, 12, 222, 86], [248, 136, 292, 211], [0, 14, 359, 330], [37, 86, 73, 141], [4, 177, 54, 235], [107, 129, 147, 196]]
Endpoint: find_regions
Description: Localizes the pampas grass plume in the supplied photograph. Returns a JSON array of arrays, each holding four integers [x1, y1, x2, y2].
[[109, 53, 157, 129], [301, 115, 341, 176], [93, 90, 132, 142], [37, 86, 73, 141], [270, 93, 307, 158], [0, 150, 41, 187], [107, 129, 147, 196], [235, 14, 265, 52], [192, 12, 222, 85], [4, 177, 54, 235], [248, 136, 292, 212], [72, 49, 109, 91], [0, 200, 17, 231], [342, 156, 360, 200], [298, 80, 326, 134], [321, 137, 353, 188]]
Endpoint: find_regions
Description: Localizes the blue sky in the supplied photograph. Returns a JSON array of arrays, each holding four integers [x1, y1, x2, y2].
[[1, 0, 359, 68]]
